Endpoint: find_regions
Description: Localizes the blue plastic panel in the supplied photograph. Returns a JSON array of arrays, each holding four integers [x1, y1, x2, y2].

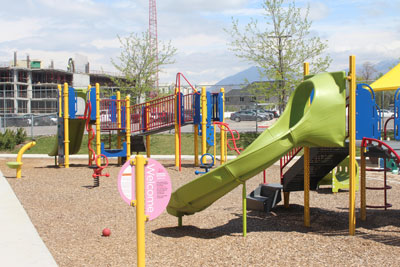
[[356, 84, 380, 140], [193, 93, 201, 125], [89, 87, 96, 121], [394, 88, 400, 140]]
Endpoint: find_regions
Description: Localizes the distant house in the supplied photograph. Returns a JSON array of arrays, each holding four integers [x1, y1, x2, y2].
[[224, 81, 279, 111]]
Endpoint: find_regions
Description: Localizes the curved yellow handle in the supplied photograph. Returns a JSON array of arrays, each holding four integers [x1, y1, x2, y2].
[[16, 141, 36, 178]]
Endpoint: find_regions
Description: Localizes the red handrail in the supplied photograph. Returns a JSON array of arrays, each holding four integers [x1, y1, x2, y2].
[[280, 147, 303, 183]]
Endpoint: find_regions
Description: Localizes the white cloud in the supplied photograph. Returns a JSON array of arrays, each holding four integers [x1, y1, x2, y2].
[[0, 18, 48, 42], [90, 38, 120, 50]]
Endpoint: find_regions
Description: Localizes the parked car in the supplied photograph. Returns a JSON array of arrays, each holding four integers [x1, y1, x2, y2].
[[248, 109, 273, 120], [32, 115, 56, 126], [230, 110, 269, 122], [264, 110, 279, 118]]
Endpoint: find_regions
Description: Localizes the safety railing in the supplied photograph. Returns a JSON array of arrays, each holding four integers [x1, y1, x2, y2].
[[280, 147, 303, 183], [130, 94, 176, 134], [99, 99, 127, 131]]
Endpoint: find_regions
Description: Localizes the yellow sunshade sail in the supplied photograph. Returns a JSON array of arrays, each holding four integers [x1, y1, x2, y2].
[[370, 63, 400, 92]]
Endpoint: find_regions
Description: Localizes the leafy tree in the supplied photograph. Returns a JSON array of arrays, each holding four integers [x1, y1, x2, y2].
[[111, 32, 177, 103], [225, 0, 331, 112]]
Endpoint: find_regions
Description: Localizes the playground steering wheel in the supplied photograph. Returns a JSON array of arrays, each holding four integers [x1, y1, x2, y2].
[[195, 153, 214, 175]]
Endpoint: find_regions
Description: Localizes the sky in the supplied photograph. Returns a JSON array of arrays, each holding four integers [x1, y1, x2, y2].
[[0, 0, 399, 85]]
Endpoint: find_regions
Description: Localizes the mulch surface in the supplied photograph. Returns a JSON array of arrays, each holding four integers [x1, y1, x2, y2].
[[2, 157, 400, 266]]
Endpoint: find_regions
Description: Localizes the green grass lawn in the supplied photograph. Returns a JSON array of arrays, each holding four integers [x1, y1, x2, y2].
[[9, 132, 257, 155]]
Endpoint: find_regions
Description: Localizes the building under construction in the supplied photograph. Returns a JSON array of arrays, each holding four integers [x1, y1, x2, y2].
[[0, 52, 119, 115]]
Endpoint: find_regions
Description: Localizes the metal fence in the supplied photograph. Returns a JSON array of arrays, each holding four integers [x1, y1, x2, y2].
[[0, 113, 58, 138]]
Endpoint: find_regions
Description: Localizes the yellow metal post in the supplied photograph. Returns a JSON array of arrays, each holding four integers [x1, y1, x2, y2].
[[117, 91, 122, 165], [96, 83, 101, 166], [360, 146, 366, 221], [201, 87, 207, 164], [220, 87, 226, 164], [303, 62, 310, 227], [146, 102, 151, 158], [126, 96, 131, 160], [348, 55, 357, 235], [63, 83, 70, 168], [175, 88, 179, 167], [133, 155, 147, 267], [194, 125, 199, 166]]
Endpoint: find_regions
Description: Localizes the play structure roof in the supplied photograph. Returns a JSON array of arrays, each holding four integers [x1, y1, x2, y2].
[[370, 63, 400, 91]]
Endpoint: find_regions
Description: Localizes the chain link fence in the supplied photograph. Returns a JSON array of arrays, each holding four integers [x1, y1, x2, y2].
[[0, 113, 58, 138]]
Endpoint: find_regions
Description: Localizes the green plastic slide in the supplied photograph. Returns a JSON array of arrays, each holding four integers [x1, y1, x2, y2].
[[167, 72, 347, 218], [48, 119, 86, 156]]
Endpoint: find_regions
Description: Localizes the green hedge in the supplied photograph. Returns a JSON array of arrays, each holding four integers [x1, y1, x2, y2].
[[0, 128, 27, 150]]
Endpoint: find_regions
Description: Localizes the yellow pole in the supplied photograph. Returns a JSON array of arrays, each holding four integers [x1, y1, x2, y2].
[[348, 55, 357, 235], [126, 96, 131, 160], [220, 87, 226, 164], [175, 88, 179, 167], [360, 146, 366, 221], [201, 87, 207, 164], [96, 83, 101, 166], [194, 125, 199, 167], [132, 155, 147, 267], [15, 141, 36, 178], [63, 83, 70, 168], [146, 102, 150, 158], [88, 85, 93, 166], [303, 62, 310, 227], [117, 91, 121, 165]]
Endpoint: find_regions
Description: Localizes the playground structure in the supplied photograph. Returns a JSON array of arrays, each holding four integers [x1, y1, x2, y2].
[[167, 55, 400, 237], [38, 55, 400, 239], [48, 73, 230, 173]]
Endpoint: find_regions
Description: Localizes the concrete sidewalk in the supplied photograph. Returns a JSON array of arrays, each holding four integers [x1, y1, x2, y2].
[[0, 170, 57, 266]]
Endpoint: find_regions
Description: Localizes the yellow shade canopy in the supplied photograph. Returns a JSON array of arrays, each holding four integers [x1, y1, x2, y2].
[[370, 63, 400, 92]]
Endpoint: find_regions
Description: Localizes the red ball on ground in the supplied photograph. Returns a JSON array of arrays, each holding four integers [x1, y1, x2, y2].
[[102, 228, 111, 236]]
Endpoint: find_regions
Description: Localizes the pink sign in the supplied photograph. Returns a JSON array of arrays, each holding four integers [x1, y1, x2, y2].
[[117, 158, 172, 221]]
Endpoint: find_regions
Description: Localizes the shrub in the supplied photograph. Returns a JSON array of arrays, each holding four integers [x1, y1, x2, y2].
[[15, 128, 27, 144], [0, 128, 27, 150]]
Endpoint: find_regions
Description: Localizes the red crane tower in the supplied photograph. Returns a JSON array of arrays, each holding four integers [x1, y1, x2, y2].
[[149, 0, 159, 90]]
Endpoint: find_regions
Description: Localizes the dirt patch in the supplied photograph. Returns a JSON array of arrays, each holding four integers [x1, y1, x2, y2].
[[2, 157, 400, 266]]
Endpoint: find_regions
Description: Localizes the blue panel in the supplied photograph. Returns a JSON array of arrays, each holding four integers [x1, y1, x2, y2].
[[193, 93, 201, 125], [206, 125, 214, 146], [394, 88, 400, 140], [218, 92, 223, 122], [141, 106, 147, 132], [206, 92, 212, 125], [175, 92, 184, 124], [356, 83, 380, 140], [89, 87, 97, 121], [101, 142, 127, 158], [310, 89, 314, 103], [68, 87, 77, 119]]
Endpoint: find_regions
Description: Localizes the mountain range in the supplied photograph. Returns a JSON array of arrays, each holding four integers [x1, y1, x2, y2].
[[214, 59, 399, 92]]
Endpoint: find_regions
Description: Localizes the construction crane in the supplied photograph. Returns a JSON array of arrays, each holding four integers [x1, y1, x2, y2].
[[149, 0, 159, 90]]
